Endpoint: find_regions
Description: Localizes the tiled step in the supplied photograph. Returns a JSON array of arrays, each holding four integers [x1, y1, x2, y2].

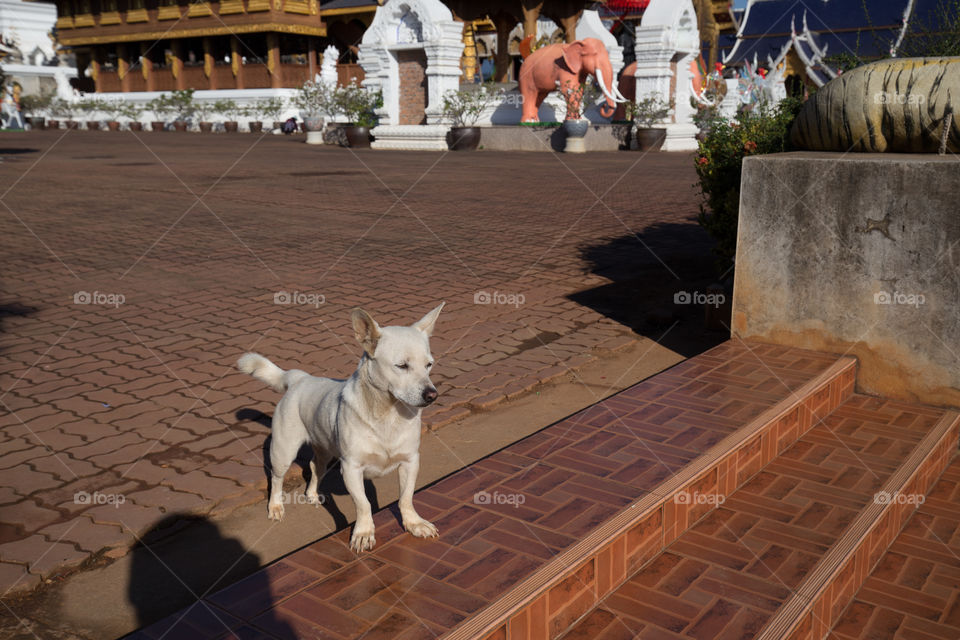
[[124, 341, 856, 640], [828, 456, 960, 640], [558, 397, 960, 640]]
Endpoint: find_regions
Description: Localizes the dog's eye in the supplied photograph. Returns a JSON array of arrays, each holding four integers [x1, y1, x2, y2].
[[395, 363, 409, 370]]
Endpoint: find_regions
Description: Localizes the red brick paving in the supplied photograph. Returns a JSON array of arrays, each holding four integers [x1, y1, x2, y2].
[[828, 458, 960, 640], [0, 131, 716, 593], [564, 395, 950, 640], [124, 340, 840, 639]]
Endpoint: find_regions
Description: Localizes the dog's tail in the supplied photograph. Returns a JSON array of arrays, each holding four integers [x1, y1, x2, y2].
[[237, 353, 290, 392]]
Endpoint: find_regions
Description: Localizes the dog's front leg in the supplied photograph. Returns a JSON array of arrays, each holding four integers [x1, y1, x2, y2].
[[398, 455, 438, 539], [342, 461, 376, 552]]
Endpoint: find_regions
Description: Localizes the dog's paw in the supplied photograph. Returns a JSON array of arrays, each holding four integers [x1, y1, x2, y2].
[[349, 524, 376, 553], [405, 518, 439, 539], [306, 490, 322, 506], [267, 501, 285, 521]]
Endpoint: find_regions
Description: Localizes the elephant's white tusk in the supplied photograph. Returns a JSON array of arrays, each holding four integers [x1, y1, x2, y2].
[[597, 68, 626, 103], [613, 84, 630, 103]]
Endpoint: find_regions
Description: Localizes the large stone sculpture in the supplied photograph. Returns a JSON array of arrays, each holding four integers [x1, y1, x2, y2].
[[517, 36, 626, 122], [791, 57, 960, 153]]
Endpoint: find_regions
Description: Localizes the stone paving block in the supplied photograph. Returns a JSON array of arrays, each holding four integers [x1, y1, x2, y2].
[[161, 470, 244, 503], [39, 516, 126, 553], [0, 561, 40, 595], [0, 535, 87, 578]]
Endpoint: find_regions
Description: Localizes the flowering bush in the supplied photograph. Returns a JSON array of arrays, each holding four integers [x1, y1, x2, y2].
[[558, 79, 600, 120], [695, 98, 802, 271]]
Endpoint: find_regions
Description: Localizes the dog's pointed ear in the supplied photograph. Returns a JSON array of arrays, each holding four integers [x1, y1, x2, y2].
[[351, 308, 381, 356], [413, 302, 444, 337]]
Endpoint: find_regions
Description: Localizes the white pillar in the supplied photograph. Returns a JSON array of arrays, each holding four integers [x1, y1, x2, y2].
[[634, 0, 700, 151]]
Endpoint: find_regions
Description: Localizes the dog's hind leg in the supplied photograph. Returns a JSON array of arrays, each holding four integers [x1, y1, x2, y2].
[[306, 446, 331, 506], [266, 402, 306, 521]]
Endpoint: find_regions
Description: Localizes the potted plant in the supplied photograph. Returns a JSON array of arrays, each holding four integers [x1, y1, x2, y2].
[[193, 100, 215, 132], [76, 97, 103, 130], [103, 98, 138, 131], [242, 102, 263, 133], [293, 81, 336, 143], [213, 99, 242, 132], [147, 94, 171, 131], [559, 79, 598, 153], [629, 95, 672, 151], [20, 88, 55, 130], [121, 101, 145, 131], [167, 89, 195, 132], [337, 80, 381, 148], [441, 83, 500, 151], [257, 96, 286, 131], [49, 97, 74, 129]]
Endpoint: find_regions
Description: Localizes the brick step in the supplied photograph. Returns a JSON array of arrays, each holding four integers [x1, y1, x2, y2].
[[557, 397, 960, 640], [122, 341, 857, 639], [828, 456, 960, 640]]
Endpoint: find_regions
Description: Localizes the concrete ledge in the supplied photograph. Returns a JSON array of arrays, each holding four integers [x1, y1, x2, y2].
[[370, 124, 449, 150], [733, 152, 960, 407], [479, 124, 632, 152]]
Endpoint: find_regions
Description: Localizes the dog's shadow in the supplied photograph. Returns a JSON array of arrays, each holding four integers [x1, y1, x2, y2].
[[236, 408, 380, 532]]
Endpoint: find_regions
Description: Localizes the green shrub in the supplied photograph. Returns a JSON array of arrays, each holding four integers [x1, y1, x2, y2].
[[695, 98, 803, 272]]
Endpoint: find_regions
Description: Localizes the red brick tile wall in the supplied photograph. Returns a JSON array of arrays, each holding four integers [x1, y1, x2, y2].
[[397, 49, 427, 125]]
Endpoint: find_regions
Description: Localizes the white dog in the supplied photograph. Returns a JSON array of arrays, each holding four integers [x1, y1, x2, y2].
[[237, 303, 444, 552]]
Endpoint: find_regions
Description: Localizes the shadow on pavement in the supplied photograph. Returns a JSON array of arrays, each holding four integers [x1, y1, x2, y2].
[[237, 407, 376, 532], [126, 514, 294, 638], [570, 222, 730, 358]]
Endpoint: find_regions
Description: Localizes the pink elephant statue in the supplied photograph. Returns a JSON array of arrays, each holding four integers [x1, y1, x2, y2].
[[518, 36, 627, 123]]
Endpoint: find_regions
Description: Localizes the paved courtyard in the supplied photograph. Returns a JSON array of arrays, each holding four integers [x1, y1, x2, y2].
[[0, 131, 715, 598]]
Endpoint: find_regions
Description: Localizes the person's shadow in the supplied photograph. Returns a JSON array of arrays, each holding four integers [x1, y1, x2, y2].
[[125, 514, 295, 638]]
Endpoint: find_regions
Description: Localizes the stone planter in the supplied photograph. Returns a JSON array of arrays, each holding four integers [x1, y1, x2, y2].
[[172, 121, 188, 132], [448, 126, 481, 151], [107, 121, 121, 131], [223, 121, 239, 133], [636, 127, 667, 152], [199, 122, 213, 133], [129, 122, 143, 132], [344, 125, 370, 148], [87, 121, 101, 131], [151, 121, 165, 132], [562, 118, 589, 153], [47, 119, 59, 129], [66, 120, 79, 130], [248, 121, 263, 133], [303, 115, 324, 144], [28, 117, 46, 130]]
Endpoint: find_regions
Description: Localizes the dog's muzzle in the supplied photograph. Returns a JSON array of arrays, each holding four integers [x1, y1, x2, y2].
[[421, 387, 438, 405]]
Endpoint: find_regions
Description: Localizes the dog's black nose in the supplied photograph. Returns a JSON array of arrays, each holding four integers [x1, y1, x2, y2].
[[422, 388, 438, 404]]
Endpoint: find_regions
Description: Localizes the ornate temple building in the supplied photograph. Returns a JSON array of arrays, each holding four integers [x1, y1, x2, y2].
[[52, 0, 376, 92], [723, 0, 950, 89]]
